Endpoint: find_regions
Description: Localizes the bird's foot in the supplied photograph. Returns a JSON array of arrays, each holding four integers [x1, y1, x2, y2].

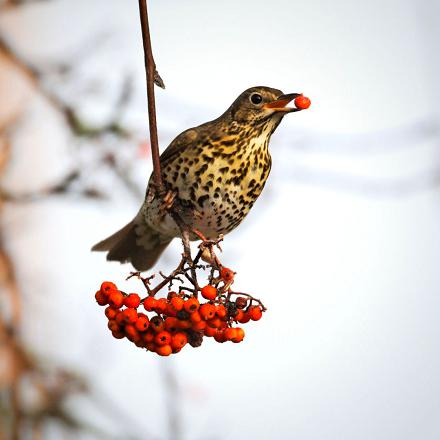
[[193, 230, 224, 268]]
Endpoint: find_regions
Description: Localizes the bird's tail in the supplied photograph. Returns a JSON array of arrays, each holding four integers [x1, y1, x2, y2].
[[91, 212, 172, 271]]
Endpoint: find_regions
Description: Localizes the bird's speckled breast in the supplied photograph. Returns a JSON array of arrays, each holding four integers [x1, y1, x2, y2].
[[144, 122, 275, 239]]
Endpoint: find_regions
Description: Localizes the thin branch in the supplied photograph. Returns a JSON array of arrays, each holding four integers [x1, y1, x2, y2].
[[138, 0, 164, 194]]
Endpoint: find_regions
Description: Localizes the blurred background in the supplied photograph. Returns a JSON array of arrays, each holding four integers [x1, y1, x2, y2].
[[1, 0, 440, 438]]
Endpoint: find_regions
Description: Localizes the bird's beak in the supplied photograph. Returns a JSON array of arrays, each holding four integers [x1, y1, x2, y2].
[[263, 93, 302, 112]]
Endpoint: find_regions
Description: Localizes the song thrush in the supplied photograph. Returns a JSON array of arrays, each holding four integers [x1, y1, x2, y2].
[[92, 86, 305, 270]]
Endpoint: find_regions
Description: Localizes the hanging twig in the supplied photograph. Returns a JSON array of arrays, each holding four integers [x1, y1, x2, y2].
[[138, 0, 165, 195]]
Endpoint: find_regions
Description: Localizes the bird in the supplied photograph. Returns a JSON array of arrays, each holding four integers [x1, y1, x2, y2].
[[92, 86, 305, 271]]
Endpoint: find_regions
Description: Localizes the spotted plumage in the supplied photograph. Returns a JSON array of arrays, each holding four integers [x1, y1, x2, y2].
[[92, 86, 302, 270]]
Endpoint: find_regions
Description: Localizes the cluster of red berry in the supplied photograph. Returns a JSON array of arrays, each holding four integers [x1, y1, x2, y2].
[[94, 268, 264, 356]]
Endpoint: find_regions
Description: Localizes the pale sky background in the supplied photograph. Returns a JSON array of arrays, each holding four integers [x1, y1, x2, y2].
[[1, 0, 440, 439]]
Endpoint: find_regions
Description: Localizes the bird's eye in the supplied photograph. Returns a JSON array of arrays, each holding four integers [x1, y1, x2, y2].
[[250, 93, 263, 105]]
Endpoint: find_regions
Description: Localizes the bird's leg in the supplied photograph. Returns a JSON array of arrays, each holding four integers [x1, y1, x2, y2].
[[192, 229, 223, 269], [158, 190, 177, 217]]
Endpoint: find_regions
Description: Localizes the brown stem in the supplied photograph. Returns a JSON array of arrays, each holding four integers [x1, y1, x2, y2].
[[138, 0, 164, 194]]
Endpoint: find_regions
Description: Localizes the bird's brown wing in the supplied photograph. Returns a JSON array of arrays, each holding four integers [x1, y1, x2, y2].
[[159, 118, 224, 167]]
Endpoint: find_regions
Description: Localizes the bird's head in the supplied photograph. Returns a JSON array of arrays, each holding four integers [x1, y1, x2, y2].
[[228, 86, 303, 126]]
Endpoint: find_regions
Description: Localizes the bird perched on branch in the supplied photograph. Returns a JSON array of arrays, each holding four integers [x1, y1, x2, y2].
[[92, 86, 308, 270]]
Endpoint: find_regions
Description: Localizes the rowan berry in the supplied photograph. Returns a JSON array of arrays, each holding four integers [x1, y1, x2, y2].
[[150, 316, 164, 332], [95, 290, 108, 306], [232, 327, 245, 343], [294, 94, 311, 110], [165, 303, 178, 317], [207, 317, 222, 329], [177, 319, 191, 330], [107, 320, 120, 333], [115, 310, 126, 326], [122, 308, 138, 324], [156, 344, 172, 356], [171, 332, 188, 349], [142, 331, 155, 343], [123, 293, 141, 309], [214, 330, 227, 343], [101, 281, 117, 295], [237, 311, 251, 324], [248, 305, 263, 321], [105, 306, 118, 320], [199, 303, 216, 320], [155, 330, 172, 346], [146, 341, 157, 352], [234, 309, 245, 322], [164, 317, 179, 332], [167, 291, 178, 299], [189, 311, 202, 323], [235, 296, 248, 309], [184, 297, 200, 313], [154, 298, 167, 314], [224, 327, 238, 341], [125, 325, 140, 342], [108, 290, 124, 309], [191, 320, 207, 331], [143, 296, 157, 312], [170, 296, 184, 311], [220, 267, 234, 283], [201, 285, 217, 300], [204, 326, 217, 337], [112, 330, 125, 339], [215, 304, 227, 319], [135, 314, 150, 332]]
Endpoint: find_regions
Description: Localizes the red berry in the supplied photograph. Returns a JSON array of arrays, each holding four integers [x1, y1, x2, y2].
[[154, 298, 167, 314], [190, 311, 202, 323], [234, 309, 245, 322], [135, 314, 150, 332], [207, 317, 222, 329], [142, 330, 155, 343], [220, 267, 235, 283], [124, 324, 140, 342], [184, 297, 200, 313], [122, 308, 138, 324], [204, 325, 217, 337], [201, 285, 217, 300], [123, 293, 141, 309], [214, 330, 227, 343], [199, 303, 216, 320], [150, 316, 164, 332], [107, 320, 120, 333], [164, 317, 179, 332], [177, 319, 191, 330], [216, 304, 227, 319], [95, 290, 108, 306], [146, 341, 157, 352], [294, 94, 311, 110], [171, 332, 188, 349], [101, 281, 117, 295], [105, 306, 118, 320], [155, 330, 172, 346], [232, 327, 245, 343], [192, 320, 207, 331], [248, 305, 263, 321], [224, 327, 238, 341], [165, 303, 178, 317], [112, 330, 125, 339], [237, 311, 251, 324], [143, 296, 157, 312], [108, 290, 124, 308], [170, 296, 184, 311], [156, 344, 172, 356]]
